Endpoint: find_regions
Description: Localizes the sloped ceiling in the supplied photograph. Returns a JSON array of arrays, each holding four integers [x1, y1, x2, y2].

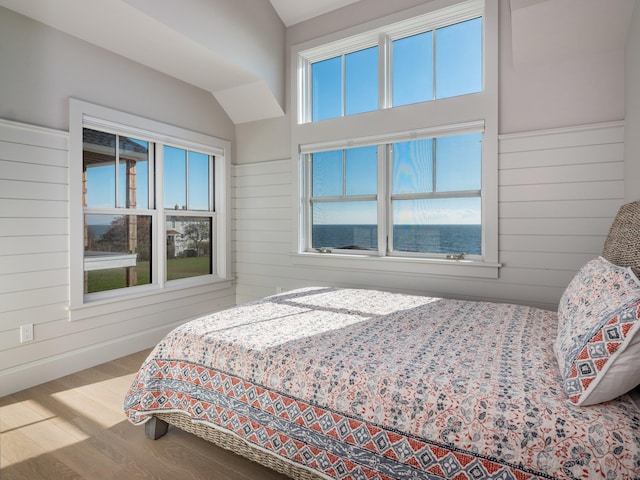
[[270, 0, 360, 27]]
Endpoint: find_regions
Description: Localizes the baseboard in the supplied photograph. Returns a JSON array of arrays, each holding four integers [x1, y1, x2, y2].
[[0, 323, 181, 398]]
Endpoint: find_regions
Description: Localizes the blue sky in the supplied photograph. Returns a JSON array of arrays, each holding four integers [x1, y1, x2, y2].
[[163, 146, 210, 211], [312, 134, 482, 226], [85, 141, 210, 223]]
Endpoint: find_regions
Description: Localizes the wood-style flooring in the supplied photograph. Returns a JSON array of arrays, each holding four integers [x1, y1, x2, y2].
[[0, 349, 290, 480]]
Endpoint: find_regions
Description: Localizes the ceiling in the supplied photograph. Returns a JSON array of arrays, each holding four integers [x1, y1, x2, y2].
[[0, 0, 635, 124], [269, 0, 360, 27]]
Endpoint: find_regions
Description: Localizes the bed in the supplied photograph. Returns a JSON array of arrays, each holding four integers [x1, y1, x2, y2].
[[124, 203, 640, 480]]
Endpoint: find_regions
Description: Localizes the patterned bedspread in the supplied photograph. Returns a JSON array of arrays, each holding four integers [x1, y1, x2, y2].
[[124, 287, 640, 479]]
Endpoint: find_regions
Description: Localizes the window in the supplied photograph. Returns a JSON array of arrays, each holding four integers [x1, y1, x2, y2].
[[390, 133, 482, 255], [163, 146, 214, 281], [70, 99, 230, 308], [298, 1, 484, 123], [311, 46, 379, 121], [311, 146, 379, 250], [306, 130, 482, 257], [83, 129, 154, 294], [392, 18, 482, 107], [292, 0, 499, 277]]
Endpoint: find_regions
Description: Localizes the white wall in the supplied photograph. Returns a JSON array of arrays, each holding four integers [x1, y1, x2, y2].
[[234, 0, 629, 308], [625, 3, 640, 202], [0, 7, 236, 396]]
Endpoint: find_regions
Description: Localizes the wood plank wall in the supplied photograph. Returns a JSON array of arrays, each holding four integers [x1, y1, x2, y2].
[[233, 121, 625, 310], [0, 119, 235, 397]]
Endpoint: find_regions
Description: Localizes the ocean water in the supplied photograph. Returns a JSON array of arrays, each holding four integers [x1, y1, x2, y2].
[[312, 224, 481, 255]]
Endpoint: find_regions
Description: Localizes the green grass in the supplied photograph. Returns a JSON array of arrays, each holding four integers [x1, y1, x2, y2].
[[87, 257, 210, 293], [167, 256, 211, 280]]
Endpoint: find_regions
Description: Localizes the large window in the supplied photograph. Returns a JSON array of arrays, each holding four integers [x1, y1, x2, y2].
[[70, 100, 230, 308], [293, 0, 499, 277]]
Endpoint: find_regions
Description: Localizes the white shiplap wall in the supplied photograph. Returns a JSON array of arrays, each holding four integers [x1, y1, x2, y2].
[[233, 121, 625, 310], [0, 119, 235, 396], [0, 120, 70, 369]]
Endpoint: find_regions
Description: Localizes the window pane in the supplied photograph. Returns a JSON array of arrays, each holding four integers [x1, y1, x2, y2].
[[392, 139, 433, 194], [436, 18, 482, 99], [164, 146, 187, 209], [345, 46, 378, 115], [312, 150, 343, 197], [312, 201, 377, 250], [392, 197, 481, 254], [312, 56, 342, 121], [84, 214, 152, 293], [84, 128, 116, 208], [166, 216, 212, 280], [188, 151, 210, 210], [393, 31, 433, 107], [346, 146, 377, 195], [119, 136, 149, 209], [436, 133, 482, 192]]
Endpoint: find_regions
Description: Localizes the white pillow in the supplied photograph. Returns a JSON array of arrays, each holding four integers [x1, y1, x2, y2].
[[554, 256, 640, 406]]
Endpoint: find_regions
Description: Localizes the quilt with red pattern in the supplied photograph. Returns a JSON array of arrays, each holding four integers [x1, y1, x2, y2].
[[124, 287, 640, 479]]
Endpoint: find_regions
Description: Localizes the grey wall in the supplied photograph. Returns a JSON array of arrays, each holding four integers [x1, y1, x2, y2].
[[0, 6, 235, 142]]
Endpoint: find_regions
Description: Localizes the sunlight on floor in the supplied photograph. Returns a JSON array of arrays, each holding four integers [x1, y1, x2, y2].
[[0, 400, 89, 468], [0, 371, 137, 469]]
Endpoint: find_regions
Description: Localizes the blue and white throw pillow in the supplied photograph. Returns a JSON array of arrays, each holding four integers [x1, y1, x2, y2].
[[555, 256, 640, 406]]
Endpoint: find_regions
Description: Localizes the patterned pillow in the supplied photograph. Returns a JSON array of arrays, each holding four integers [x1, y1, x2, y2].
[[555, 256, 640, 406]]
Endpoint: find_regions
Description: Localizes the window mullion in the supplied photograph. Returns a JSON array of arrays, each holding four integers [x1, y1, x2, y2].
[[378, 145, 388, 256], [156, 144, 166, 288], [185, 150, 190, 210], [432, 138, 437, 192], [115, 134, 121, 208], [341, 55, 346, 118], [380, 34, 391, 109], [391, 191, 482, 201], [342, 150, 347, 196], [432, 28, 437, 101], [147, 143, 155, 210], [305, 154, 313, 252], [311, 195, 377, 203], [210, 155, 214, 212]]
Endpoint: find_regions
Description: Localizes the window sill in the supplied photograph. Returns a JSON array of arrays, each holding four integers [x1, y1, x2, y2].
[[67, 277, 234, 322], [291, 252, 500, 279]]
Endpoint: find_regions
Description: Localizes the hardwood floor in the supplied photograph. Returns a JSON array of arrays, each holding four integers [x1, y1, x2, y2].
[[0, 350, 290, 480]]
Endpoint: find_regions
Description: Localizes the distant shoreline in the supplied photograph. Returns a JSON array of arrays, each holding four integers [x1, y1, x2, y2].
[[313, 224, 481, 254]]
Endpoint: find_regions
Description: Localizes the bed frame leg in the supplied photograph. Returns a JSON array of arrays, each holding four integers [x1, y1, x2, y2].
[[145, 416, 169, 440]]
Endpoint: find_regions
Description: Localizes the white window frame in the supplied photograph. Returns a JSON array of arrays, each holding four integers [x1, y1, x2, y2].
[[69, 99, 231, 313], [291, 0, 499, 279]]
